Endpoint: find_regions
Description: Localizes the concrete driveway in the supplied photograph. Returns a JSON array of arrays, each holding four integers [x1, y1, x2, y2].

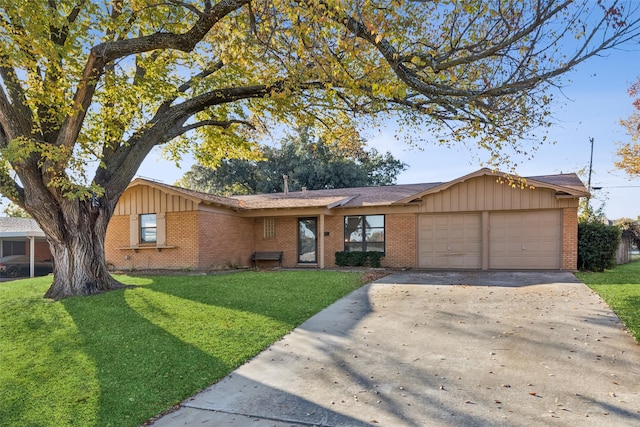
[[151, 271, 640, 426]]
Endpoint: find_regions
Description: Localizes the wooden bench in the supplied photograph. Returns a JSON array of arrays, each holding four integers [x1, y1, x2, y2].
[[251, 251, 283, 267]]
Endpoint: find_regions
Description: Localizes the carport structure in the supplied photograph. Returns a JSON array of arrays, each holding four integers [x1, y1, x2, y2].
[[0, 217, 51, 278]]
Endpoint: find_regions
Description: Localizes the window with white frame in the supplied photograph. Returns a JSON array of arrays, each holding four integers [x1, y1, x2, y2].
[[140, 214, 157, 244]]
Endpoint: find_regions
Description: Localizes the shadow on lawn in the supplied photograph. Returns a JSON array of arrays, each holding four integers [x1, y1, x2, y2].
[[61, 288, 228, 427], [60, 273, 367, 427], [144, 272, 364, 328]]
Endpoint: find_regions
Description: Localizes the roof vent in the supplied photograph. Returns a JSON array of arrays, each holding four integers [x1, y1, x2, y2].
[[302, 187, 307, 197], [283, 175, 289, 196]]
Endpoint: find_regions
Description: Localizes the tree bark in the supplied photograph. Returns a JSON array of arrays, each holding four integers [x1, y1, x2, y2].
[[39, 198, 124, 300]]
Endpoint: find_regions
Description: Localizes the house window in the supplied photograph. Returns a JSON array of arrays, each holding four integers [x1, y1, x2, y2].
[[2, 240, 26, 256], [140, 214, 157, 244], [344, 215, 385, 253], [264, 218, 276, 239]]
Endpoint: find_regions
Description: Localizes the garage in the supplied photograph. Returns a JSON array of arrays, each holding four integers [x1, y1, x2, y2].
[[418, 213, 482, 268], [489, 210, 561, 269], [418, 210, 563, 270], [408, 169, 588, 271]]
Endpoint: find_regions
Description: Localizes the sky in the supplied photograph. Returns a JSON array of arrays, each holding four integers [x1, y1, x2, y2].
[[137, 42, 640, 221]]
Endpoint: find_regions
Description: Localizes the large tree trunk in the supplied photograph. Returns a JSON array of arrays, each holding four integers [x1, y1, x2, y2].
[[33, 196, 125, 300]]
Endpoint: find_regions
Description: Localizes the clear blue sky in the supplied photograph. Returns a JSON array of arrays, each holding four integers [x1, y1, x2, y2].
[[138, 45, 640, 220]]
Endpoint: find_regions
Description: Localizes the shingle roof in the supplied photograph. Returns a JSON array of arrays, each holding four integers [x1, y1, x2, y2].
[[527, 173, 589, 194], [232, 183, 440, 209], [0, 217, 45, 236], [131, 168, 588, 212]]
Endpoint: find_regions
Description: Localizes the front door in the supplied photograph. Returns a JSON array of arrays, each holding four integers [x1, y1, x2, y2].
[[298, 217, 317, 263]]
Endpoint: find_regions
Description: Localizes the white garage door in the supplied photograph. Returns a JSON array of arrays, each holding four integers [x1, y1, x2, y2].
[[418, 213, 482, 268], [489, 210, 561, 269]]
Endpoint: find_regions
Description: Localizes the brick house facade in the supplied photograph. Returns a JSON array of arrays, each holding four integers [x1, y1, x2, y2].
[[105, 169, 589, 271]]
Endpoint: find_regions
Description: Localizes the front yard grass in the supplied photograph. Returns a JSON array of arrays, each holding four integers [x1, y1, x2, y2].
[[0, 270, 364, 427], [577, 261, 640, 343]]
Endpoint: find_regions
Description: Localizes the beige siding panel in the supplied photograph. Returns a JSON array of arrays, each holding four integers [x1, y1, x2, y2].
[[129, 215, 138, 247], [420, 175, 562, 213], [157, 212, 167, 246], [113, 185, 200, 215], [154, 189, 162, 213], [160, 191, 167, 213], [135, 189, 142, 213], [418, 213, 482, 268], [489, 210, 561, 269]]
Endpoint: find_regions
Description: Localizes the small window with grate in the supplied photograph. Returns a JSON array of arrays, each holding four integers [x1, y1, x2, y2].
[[264, 218, 276, 239]]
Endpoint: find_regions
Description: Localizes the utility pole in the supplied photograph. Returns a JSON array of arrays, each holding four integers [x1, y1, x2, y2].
[[588, 137, 594, 192], [587, 137, 602, 193]]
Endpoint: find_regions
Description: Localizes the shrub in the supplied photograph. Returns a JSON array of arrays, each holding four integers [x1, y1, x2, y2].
[[335, 251, 383, 267], [578, 221, 621, 271]]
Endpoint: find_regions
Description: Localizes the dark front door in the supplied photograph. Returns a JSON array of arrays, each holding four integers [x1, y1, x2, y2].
[[298, 217, 317, 263]]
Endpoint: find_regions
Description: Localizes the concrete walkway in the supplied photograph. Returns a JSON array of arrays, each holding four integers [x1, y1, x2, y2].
[[151, 271, 640, 426]]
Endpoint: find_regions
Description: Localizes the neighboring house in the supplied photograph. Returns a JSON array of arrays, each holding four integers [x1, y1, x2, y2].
[[0, 217, 53, 277], [104, 168, 590, 271]]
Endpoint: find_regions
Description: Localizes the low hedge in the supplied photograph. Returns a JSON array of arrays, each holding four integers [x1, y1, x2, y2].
[[335, 251, 383, 267], [578, 220, 621, 272]]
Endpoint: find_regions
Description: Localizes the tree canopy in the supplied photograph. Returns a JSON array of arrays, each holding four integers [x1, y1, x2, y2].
[[1, 1, 640, 298], [616, 76, 640, 177], [177, 128, 406, 194]]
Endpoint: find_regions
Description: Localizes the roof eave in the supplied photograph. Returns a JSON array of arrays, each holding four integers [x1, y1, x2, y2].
[[524, 177, 590, 197], [0, 231, 46, 238]]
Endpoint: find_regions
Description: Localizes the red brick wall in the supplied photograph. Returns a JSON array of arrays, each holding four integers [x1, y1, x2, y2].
[[198, 211, 255, 269], [323, 216, 343, 268], [106, 211, 200, 270], [253, 217, 298, 267], [33, 241, 52, 260], [562, 207, 578, 271], [105, 216, 128, 268], [384, 214, 417, 268]]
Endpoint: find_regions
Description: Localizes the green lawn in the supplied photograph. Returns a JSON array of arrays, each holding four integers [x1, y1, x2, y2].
[[0, 270, 364, 427], [577, 261, 640, 343]]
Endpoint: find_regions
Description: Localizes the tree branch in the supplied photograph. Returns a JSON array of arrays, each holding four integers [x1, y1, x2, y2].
[[0, 66, 32, 141], [327, 0, 640, 102], [0, 168, 24, 205], [156, 60, 225, 115], [178, 118, 256, 134], [96, 79, 324, 195], [56, 0, 249, 152]]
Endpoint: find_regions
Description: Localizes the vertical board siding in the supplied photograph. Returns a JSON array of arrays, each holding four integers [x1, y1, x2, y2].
[[114, 186, 197, 215], [420, 175, 561, 213]]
